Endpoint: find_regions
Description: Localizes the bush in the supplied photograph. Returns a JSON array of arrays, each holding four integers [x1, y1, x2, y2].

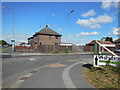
[[65, 48, 71, 53], [52, 51, 59, 54]]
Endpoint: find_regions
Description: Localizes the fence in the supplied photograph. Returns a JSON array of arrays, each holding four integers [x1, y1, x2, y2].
[[84, 45, 115, 52], [14, 45, 84, 53], [84, 45, 94, 52]]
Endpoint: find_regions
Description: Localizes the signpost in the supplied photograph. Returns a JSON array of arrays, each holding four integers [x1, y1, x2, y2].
[[94, 41, 100, 55], [93, 40, 119, 67], [94, 55, 120, 67]]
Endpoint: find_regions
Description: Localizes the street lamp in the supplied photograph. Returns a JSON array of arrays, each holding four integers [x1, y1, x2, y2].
[[66, 10, 75, 49], [67, 10, 75, 26], [3, 6, 15, 51]]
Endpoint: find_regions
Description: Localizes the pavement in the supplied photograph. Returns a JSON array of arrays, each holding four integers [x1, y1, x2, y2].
[[2, 54, 95, 89]]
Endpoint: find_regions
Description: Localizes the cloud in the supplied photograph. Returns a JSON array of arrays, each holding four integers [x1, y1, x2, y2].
[[62, 38, 84, 44], [81, 9, 96, 17], [76, 31, 99, 37], [57, 28, 62, 31], [101, 0, 119, 10], [61, 38, 90, 45], [112, 27, 120, 35], [67, 36, 72, 38], [2, 34, 30, 44], [77, 14, 113, 29], [113, 38, 119, 41], [54, 25, 58, 27]]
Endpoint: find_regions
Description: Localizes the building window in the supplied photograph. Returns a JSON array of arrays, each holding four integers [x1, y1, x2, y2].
[[40, 42, 42, 45], [55, 43, 58, 46], [49, 35, 51, 39], [56, 36, 58, 39]]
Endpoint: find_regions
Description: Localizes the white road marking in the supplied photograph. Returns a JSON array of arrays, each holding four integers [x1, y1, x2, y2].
[[10, 80, 24, 88], [22, 73, 33, 78], [0, 86, 2, 90], [62, 61, 86, 88], [29, 58, 36, 61]]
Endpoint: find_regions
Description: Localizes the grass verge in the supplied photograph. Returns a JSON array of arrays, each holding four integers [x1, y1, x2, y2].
[[83, 64, 120, 88], [0, 47, 11, 52]]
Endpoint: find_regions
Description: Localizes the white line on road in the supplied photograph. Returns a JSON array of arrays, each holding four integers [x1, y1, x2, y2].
[[29, 58, 36, 61], [62, 61, 86, 88]]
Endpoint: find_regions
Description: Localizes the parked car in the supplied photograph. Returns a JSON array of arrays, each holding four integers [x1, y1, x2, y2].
[[114, 48, 120, 53]]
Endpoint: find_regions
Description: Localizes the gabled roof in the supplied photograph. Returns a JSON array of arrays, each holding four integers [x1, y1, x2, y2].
[[28, 37, 33, 40], [36, 25, 62, 36], [88, 40, 113, 45]]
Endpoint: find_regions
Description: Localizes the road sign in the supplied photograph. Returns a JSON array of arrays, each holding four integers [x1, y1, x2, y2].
[[11, 40, 15, 42], [93, 55, 99, 67], [94, 55, 120, 67]]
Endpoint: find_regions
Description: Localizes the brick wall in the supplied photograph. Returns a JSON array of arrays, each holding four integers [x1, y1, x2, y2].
[[14, 45, 84, 53], [84, 45, 94, 52]]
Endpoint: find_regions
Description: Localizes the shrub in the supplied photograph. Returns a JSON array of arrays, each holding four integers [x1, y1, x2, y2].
[[52, 51, 59, 54], [65, 48, 71, 53]]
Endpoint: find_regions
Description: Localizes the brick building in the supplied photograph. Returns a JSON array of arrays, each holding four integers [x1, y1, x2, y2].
[[28, 25, 62, 49]]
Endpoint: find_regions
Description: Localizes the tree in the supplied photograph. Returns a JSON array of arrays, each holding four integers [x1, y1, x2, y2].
[[0, 40, 8, 45], [105, 37, 113, 42]]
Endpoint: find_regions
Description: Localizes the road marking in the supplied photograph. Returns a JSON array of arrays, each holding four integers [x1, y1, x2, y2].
[[66, 59, 80, 62], [9, 63, 53, 88], [29, 58, 36, 61], [49, 64, 66, 68], [62, 61, 86, 88], [21, 73, 33, 78], [10, 80, 24, 88], [10, 73, 33, 88], [0, 86, 2, 90]]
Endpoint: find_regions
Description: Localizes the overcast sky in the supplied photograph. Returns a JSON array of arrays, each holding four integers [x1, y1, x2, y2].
[[2, 0, 119, 45]]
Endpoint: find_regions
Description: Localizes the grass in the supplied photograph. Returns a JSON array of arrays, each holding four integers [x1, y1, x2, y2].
[[51, 50, 75, 54], [83, 64, 120, 88], [0, 47, 11, 52], [52, 51, 59, 54]]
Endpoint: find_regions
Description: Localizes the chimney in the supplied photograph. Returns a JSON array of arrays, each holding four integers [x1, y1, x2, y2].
[[46, 25, 48, 27]]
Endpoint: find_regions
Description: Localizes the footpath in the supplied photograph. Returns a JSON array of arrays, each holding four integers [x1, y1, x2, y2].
[[1, 52, 93, 58]]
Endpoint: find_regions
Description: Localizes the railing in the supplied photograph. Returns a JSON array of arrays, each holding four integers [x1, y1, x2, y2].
[[95, 40, 118, 56]]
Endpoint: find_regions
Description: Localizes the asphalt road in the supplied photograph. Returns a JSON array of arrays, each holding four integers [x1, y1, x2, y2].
[[2, 54, 94, 88]]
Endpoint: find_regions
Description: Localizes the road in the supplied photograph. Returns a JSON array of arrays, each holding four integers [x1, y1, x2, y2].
[[2, 54, 94, 88]]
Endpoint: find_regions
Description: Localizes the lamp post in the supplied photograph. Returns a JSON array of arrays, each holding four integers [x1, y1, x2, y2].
[[3, 6, 15, 51], [66, 10, 75, 49], [67, 10, 75, 26]]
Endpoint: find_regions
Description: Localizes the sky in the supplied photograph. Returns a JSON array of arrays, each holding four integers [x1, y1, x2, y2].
[[2, 0, 120, 45]]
